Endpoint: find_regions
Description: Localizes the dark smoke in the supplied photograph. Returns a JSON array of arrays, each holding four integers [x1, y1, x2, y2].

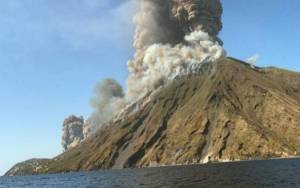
[[127, 0, 225, 98], [62, 115, 84, 151], [62, 0, 225, 149], [132, 0, 223, 50]]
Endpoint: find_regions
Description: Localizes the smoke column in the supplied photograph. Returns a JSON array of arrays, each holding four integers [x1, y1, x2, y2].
[[83, 78, 125, 137], [62, 79, 125, 149], [70, 0, 226, 144], [62, 115, 84, 151], [126, 0, 225, 98]]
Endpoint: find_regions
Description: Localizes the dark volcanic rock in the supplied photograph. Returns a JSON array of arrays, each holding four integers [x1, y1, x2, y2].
[[6, 58, 300, 176]]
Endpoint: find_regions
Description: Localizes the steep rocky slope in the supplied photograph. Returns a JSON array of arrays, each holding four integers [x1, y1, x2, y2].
[[6, 58, 300, 176]]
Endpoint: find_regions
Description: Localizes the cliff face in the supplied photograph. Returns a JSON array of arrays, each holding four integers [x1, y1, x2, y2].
[[6, 58, 300, 175]]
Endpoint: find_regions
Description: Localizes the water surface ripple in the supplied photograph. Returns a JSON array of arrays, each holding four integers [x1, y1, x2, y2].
[[1, 158, 300, 188]]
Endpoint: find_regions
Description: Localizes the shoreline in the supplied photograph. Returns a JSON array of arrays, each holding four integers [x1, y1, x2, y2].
[[138, 156, 300, 170], [3, 156, 300, 178]]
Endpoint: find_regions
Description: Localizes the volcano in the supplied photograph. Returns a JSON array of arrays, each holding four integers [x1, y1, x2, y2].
[[6, 58, 300, 176]]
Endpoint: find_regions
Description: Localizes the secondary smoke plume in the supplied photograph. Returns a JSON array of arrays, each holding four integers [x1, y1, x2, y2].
[[65, 0, 225, 147], [83, 78, 125, 137], [246, 54, 260, 68], [62, 115, 84, 151]]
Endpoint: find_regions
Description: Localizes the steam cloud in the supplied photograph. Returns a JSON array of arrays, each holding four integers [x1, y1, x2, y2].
[[63, 0, 226, 149]]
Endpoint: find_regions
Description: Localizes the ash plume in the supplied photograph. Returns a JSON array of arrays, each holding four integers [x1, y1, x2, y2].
[[83, 78, 125, 137], [72, 0, 225, 145], [126, 0, 225, 98], [62, 115, 84, 151]]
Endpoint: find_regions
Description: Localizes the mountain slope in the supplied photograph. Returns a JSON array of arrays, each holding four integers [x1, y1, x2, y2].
[[4, 159, 51, 176], [6, 58, 300, 176]]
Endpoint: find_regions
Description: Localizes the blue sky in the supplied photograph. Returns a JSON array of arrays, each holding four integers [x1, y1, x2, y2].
[[0, 0, 299, 175]]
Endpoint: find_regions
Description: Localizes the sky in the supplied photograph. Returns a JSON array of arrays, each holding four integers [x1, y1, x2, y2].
[[0, 0, 299, 175]]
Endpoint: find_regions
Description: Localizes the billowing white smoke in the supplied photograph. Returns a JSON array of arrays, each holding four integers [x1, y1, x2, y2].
[[127, 29, 225, 97], [126, 0, 225, 98], [79, 0, 225, 141], [246, 54, 260, 68]]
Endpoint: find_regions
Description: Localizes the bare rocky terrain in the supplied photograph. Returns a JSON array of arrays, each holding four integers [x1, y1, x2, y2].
[[5, 58, 300, 176]]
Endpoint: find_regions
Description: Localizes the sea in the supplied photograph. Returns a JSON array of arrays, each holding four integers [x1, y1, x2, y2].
[[1, 158, 300, 188]]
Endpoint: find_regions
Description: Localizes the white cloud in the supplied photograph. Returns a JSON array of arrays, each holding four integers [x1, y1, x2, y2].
[[246, 54, 260, 66]]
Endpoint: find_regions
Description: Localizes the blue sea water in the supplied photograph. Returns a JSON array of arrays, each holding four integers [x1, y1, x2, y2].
[[1, 158, 300, 188]]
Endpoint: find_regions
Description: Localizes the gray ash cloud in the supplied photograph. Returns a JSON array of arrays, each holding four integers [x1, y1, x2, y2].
[[62, 115, 84, 151], [62, 0, 225, 150]]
